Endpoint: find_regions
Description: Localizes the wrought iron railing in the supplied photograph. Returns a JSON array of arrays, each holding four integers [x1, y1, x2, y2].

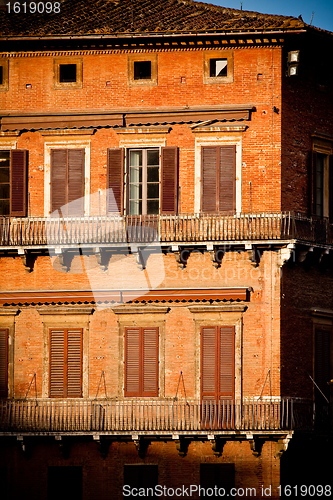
[[1, 212, 332, 248], [0, 398, 325, 434]]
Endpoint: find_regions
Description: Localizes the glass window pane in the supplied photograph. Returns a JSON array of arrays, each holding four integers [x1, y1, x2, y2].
[[134, 61, 151, 80], [130, 150, 142, 167], [130, 184, 142, 200], [147, 184, 159, 199], [0, 184, 10, 199], [0, 151, 10, 166], [210, 58, 228, 77], [130, 166, 142, 183], [0, 168, 10, 183], [59, 64, 77, 83], [147, 200, 159, 215], [130, 200, 142, 215], [147, 150, 159, 166], [147, 167, 159, 182], [0, 199, 10, 216]]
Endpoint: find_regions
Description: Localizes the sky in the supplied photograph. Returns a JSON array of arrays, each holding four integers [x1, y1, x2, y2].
[[199, 0, 333, 32]]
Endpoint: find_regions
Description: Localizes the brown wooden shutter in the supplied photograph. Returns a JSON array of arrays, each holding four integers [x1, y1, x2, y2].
[[202, 147, 218, 212], [51, 150, 67, 215], [124, 328, 140, 396], [0, 328, 8, 397], [50, 329, 65, 398], [201, 326, 235, 401], [67, 149, 84, 216], [142, 327, 158, 396], [51, 149, 84, 216], [201, 326, 217, 400], [10, 149, 27, 217], [161, 147, 178, 214], [202, 146, 236, 213], [219, 146, 236, 212], [67, 329, 83, 398], [311, 150, 318, 216], [125, 327, 159, 397], [50, 328, 82, 398], [219, 326, 235, 399], [107, 148, 124, 214]]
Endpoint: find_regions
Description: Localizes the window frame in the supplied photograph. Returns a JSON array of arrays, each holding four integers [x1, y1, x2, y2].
[[53, 58, 83, 90], [0, 59, 9, 91], [127, 147, 160, 216], [203, 51, 234, 84], [128, 54, 158, 87], [311, 137, 333, 220], [124, 326, 159, 397]]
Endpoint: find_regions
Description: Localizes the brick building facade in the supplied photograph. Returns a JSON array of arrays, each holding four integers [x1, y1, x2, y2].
[[0, 0, 332, 498]]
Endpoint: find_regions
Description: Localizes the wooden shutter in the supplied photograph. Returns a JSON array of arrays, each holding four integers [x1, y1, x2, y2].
[[219, 326, 235, 399], [201, 326, 217, 400], [202, 147, 218, 212], [51, 149, 84, 216], [0, 328, 8, 397], [51, 149, 67, 215], [311, 150, 317, 216], [161, 146, 178, 214], [125, 327, 158, 397], [201, 146, 236, 213], [124, 328, 140, 396], [142, 327, 158, 396], [107, 148, 124, 214], [201, 326, 235, 401], [219, 146, 236, 212], [67, 149, 84, 216], [10, 149, 27, 217], [50, 328, 82, 398]]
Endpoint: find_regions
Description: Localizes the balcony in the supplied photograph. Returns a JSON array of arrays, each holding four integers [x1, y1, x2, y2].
[[0, 212, 333, 249], [0, 398, 324, 435]]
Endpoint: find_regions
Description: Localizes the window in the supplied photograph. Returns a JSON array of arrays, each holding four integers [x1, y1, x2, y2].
[[0, 60, 8, 91], [124, 465, 158, 499], [124, 327, 159, 397], [134, 61, 151, 80], [200, 464, 235, 498], [311, 145, 333, 220], [0, 329, 8, 397], [107, 147, 178, 215], [50, 149, 85, 216], [315, 327, 331, 405], [49, 328, 82, 398], [128, 54, 157, 86], [204, 51, 233, 84], [48, 467, 82, 500], [0, 149, 28, 216], [59, 64, 77, 83], [53, 58, 82, 89], [210, 58, 228, 78], [201, 146, 236, 212], [201, 326, 235, 401]]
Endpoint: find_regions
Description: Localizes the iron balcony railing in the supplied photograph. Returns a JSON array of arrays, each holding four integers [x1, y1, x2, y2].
[[0, 398, 324, 434], [1, 212, 333, 248]]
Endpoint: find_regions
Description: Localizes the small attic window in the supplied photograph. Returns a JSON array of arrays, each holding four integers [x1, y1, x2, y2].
[[204, 51, 233, 84], [210, 58, 228, 78], [54, 58, 83, 89], [59, 64, 77, 83], [134, 61, 152, 80], [128, 54, 157, 87]]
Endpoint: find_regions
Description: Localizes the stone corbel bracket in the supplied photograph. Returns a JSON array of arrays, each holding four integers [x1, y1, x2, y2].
[[207, 435, 227, 457], [132, 435, 151, 458], [17, 248, 37, 273], [274, 434, 293, 459], [172, 246, 190, 269], [207, 244, 224, 268]]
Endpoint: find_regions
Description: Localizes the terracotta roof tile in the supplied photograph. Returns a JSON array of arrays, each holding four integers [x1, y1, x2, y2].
[[0, 0, 309, 38]]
